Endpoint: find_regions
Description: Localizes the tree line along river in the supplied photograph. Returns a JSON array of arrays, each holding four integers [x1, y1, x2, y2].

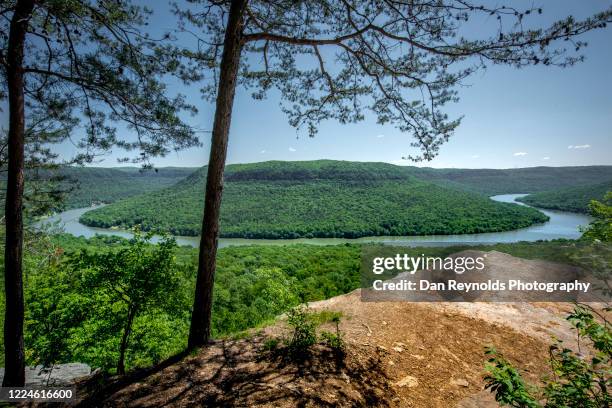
[[35, 194, 592, 248]]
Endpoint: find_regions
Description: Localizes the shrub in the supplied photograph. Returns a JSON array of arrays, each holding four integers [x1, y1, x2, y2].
[[286, 306, 317, 355], [321, 314, 344, 352], [484, 305, 611, 407], [320, 331, 344, 351]]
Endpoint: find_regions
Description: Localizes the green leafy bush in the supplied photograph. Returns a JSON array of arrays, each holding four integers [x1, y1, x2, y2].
[[286, 306, 318, 355], [484, 305, 611, 407]]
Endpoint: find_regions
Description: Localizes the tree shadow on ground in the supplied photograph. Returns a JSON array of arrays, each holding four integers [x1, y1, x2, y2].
[[70, 336, 396, 407]]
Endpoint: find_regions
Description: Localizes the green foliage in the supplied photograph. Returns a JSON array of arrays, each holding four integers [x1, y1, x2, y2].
[[320, 330, 344, 351], [568, 194, 612, 297], [308, 310, 344, 326], [568, 242, 612, 298], [1, 236, 362, 369], [262, 338, 280, 352], [24, 232, 188, 374], [484, 347, 540, 408], [25, 262, 90, 371], [517, 181, 612, 213], [485, 305, 611, 407], [321, 314, 344, 352], [411, 166, 612, 196], [211, 267, 300, 335], [70, 232, 185, 374], [51, 167, 197, 210], [286, 306, 318, 355], [79, 161, 548, 238], [581, 192, 612, 243]]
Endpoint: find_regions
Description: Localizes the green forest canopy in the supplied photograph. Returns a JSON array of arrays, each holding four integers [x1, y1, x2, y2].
[[1, 167, 196, 213], [516, 180, 612, 213], [0, 231, 586, 370], [409, 165, 612, 195], [78, 160, 551, 238], [22, 161, 612, 214], [53, 167, 197, 209]]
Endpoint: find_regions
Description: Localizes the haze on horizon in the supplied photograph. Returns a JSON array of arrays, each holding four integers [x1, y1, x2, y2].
[[4, 0, 611, 170]]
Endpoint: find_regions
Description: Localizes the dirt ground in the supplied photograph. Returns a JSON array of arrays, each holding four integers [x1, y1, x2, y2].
[[64, 251, 606, 407]]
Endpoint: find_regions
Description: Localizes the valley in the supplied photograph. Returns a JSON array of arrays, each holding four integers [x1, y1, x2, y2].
[[38, 160, 608, 244], [10, 160, 611, 404], [2, 1, 611, 404]]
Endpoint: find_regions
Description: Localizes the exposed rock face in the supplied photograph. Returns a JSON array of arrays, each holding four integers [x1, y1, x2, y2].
[[0, 363, 91, 386]]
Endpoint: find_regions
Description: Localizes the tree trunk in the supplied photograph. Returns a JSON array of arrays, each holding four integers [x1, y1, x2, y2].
[[188, 0, 247, 349], [117, 306, 136, 375], [3, 0, 34, 388]]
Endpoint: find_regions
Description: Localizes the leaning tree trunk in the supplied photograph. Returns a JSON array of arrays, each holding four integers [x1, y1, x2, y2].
[[117, 307, 136, 375], [3, 0, 34, 388], [188, 0, 247, 348]]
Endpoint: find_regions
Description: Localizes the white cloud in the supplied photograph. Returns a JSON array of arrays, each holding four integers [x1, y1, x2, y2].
[[376, 134, 385, 138], [542, 156, 550, 160], [288, 147, 296, 152], [568, 144, 590, 149], [471, 154, 480, 159], [513, 152, 528, 156], [260, 150, 266, 154]]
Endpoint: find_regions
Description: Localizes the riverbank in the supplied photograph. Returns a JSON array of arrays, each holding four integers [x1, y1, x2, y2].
[[35, 194, 592, 248]]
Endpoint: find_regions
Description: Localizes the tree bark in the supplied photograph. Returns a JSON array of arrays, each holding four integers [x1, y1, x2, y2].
[[188, 0, 247, 349], [117, 306, 136, 375], [3, 0, 34, 388]]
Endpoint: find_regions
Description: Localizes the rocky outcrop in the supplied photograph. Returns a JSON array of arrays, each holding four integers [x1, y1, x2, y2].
[[0, 363, 91, 386]]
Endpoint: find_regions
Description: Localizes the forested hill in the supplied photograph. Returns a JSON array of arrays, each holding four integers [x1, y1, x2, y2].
[[408, 165, 612, 195], [43, 166, 197, 210], [36, 162, 612, 212], [79, 160, 549, 238], [223, 160, 410, 181], [516, 180, 612, 213]]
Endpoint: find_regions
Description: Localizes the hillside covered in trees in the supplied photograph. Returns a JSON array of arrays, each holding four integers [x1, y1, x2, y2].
[[79, 161, 549, 238], [408, 165, 612, 195], [27, 167, 197, 211], [40, 162, 612, 214], [516, 180, 612, 213]]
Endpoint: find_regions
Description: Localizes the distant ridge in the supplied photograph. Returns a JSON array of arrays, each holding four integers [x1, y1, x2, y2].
[[406, 165, 612, 195], [178, 161, 612, 194], [34, 161, 612, 212], [51, 166, 197, 209]]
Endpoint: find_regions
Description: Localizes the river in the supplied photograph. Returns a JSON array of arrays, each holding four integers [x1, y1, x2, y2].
[[35, 194, 592, 248]]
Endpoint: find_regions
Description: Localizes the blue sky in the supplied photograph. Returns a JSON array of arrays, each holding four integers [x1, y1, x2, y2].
[[7, 1, 612, 169]]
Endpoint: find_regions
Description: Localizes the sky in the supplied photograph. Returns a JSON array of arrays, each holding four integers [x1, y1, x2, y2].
[[6, 1, 612, 169]]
